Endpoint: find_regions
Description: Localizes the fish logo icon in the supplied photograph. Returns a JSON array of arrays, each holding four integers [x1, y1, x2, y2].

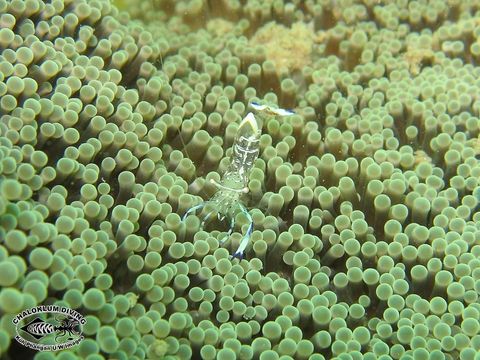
[[13, 305, 86, 351]]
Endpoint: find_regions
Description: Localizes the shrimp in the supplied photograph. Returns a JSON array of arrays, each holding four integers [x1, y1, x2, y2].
[[183, 102, 294, 259]]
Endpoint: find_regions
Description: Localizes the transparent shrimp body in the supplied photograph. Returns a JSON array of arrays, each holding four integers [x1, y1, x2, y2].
[[183, 105, 293, 259]]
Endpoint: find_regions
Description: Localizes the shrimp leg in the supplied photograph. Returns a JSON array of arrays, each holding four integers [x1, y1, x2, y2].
[[182, 203, 206, 221], [183, 202, 220, 232], [200, 210, 215, 230], [219, 216, 235, 245], [231, 204, 253, 260]]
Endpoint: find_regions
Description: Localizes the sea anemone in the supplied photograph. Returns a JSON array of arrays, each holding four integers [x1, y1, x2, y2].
[[1, 0, 480, 359]]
